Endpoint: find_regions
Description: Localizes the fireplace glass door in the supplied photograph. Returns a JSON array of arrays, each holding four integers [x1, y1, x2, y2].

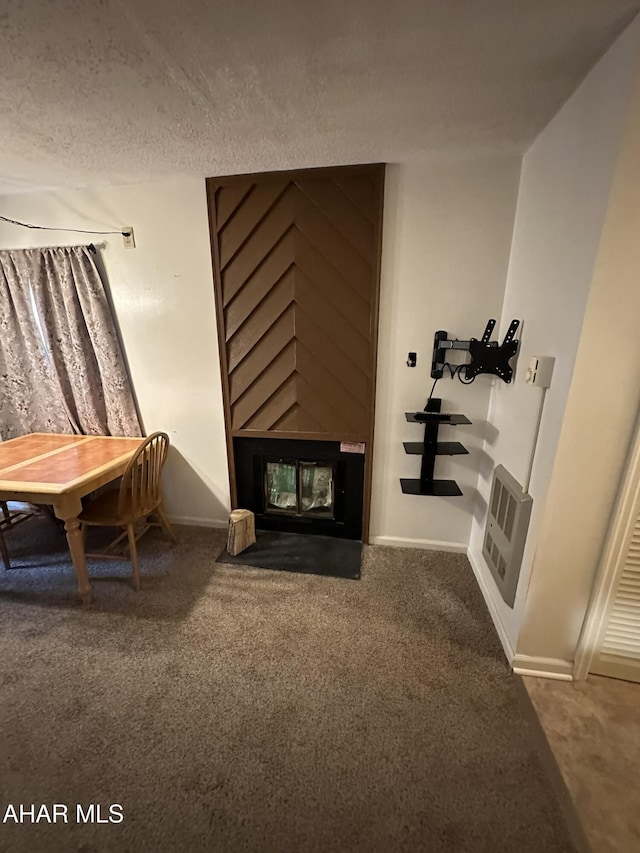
[[265, 462, 297, 512], [264, 460, 335, 519]]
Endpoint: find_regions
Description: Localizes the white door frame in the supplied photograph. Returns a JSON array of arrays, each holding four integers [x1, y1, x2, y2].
[[574, 409, 640, 680]]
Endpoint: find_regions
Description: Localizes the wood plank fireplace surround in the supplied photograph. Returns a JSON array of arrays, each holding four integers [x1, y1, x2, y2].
[[206, 165, 384, 543]]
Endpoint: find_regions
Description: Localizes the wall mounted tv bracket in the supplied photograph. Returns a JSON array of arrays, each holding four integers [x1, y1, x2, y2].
[[431, 318, 520, 383]]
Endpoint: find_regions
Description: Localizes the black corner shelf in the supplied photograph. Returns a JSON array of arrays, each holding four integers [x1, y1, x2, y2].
[[401, 398, 471, 497], [400, 478, 463, 497], [405, 412, 471, 425], [403, 441, 468, 456]]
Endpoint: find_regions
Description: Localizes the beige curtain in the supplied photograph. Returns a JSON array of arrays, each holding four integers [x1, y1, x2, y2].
[[0, 246, 141, 439]]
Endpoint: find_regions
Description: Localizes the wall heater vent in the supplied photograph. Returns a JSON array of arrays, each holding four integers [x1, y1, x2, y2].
[[483, 465, 533, 607]]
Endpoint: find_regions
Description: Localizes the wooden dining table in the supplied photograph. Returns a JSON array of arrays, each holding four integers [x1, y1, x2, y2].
[[0, 432, 145, 603]]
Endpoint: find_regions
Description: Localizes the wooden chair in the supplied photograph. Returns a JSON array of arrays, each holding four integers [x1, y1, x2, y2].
[[79, 432, 177, 590], [0, 501, 39, 570]]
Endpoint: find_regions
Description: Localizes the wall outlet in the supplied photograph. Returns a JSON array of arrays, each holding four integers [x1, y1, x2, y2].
[[122, 227, 135, 249], [525, 355, 555, 387]]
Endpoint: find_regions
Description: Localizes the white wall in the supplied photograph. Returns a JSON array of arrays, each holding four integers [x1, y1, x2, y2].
[[1, 162, 521, 543], [0, 178, 231, 526], [467, 19, 639, 661], [518, 41, 640, 664], [370, 159, 520, 550]]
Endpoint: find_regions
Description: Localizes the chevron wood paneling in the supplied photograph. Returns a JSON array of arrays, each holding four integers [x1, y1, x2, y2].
[[207, 165, 384, 445]]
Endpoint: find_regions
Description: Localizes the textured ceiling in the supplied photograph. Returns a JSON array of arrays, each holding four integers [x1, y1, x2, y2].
[[0, 0, 638, 194]]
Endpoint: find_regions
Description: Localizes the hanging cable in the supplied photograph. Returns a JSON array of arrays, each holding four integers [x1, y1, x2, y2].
[[429, 361, 475, 401], [522, 387, 548, 494], [0, 215, 129, 236], [457, 366, 475, 385], [439, 362, 476, 384]]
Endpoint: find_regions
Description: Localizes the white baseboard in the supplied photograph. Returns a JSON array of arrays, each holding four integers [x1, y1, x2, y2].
[[167, 515, 228, 529], [466, 546, 515, 663], [368, 535, 467, 553], [466, 548, 574, 680], [512, 655, 574, 681]]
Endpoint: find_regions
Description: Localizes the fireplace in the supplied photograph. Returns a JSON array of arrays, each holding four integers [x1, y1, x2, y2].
[[234, 438, 365, 540]]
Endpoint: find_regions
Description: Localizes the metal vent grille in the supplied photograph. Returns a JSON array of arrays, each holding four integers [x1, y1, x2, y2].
[[483, 465, 533, 607]]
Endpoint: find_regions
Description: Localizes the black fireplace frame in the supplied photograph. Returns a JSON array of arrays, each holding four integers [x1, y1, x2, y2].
[[234, 437, 365, 540]]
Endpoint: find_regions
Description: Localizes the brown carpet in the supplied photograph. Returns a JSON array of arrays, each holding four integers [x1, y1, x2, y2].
[[0, 518, 575, 853]]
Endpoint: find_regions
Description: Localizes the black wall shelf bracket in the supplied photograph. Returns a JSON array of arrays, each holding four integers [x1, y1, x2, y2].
[[431, 318, 520, 383]]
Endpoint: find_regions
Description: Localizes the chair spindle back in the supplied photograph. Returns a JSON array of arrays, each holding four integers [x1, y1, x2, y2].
[[117, 432, 170, 520]]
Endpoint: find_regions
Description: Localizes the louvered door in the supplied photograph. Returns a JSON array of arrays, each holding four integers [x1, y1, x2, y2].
[[206, 165, 384, 535], [591, 504, 640, 681], [590, 423, 640, 682]]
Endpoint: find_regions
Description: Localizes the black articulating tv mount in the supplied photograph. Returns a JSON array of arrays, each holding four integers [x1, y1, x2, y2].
[[431, 318, 520, 383]]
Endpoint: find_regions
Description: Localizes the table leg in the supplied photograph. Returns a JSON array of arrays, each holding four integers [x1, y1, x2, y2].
[[54, 497, 93, 604], [64, 517, 93, 604]]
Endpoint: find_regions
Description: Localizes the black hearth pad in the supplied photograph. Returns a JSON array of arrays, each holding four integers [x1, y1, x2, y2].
[[216, 531, 361, 580]]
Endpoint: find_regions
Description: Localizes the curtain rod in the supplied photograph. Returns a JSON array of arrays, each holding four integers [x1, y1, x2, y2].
[[0, 242, 101, 255], [0, 215, 131, 237]]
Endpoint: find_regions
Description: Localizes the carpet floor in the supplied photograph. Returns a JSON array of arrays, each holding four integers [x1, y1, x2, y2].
[[0, 518, 574, 852]]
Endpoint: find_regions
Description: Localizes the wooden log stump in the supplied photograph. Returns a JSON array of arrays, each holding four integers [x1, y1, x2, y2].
[[227, 509, 256, 556]]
